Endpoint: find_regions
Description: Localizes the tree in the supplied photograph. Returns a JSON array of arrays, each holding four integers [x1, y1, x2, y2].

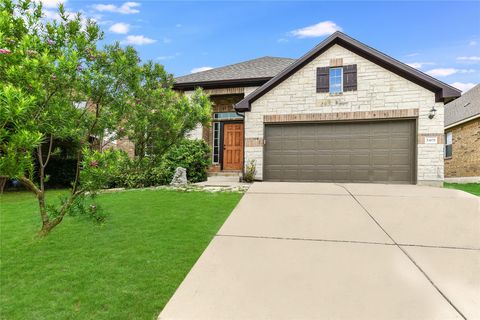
[[0, 0, 212, 235], [127, 61, 212, 161], [0, 0, 131, 235]]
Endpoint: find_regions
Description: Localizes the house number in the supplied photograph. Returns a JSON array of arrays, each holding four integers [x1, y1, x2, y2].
[[425, 137, 438, 144]]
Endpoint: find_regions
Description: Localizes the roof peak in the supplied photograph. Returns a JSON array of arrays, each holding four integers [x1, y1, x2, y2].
[[235, 31, 461, 111]]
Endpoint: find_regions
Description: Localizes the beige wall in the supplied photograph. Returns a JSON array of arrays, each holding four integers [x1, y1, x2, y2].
[[245, 44, 444, 185], [445, 118, 480, 178]]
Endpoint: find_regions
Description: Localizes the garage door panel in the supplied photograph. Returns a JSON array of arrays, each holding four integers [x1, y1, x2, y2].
[[351, 154, 370, 165], [264, 120, 415, 184]]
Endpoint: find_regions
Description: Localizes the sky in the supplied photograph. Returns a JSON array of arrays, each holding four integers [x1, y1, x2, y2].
[[41, 0, 480, 93]]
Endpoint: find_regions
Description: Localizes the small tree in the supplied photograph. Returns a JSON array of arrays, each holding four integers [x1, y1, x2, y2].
[[0, 0, 212, 235], [127, 61, 212, 162], [0, 1, 133, 235]]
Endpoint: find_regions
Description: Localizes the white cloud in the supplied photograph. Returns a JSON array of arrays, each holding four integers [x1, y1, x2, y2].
[[290, 21, 342, 38], [469, 40, 477, 46], [277, 38, 288, 43], [109, 22, 130, 34], [406, 62, 434, 69], [457, 56, 480, 62], [39, 0, 66, 8], [157, 53, 181, 60], [406, 52, 419, 57], [163, 37, 172, 44], [93, 2, 140, 14], [121, 35, 156, 45], [426, 68, 475, 77], [450, 82, 477, 93], [191, 67, 213, 73]]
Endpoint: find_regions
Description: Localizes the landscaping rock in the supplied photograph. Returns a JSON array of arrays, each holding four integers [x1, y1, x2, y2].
[[170, 167, 187, 186]]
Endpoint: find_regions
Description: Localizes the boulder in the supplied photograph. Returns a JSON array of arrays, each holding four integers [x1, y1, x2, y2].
[[170, 167, 187, 186]]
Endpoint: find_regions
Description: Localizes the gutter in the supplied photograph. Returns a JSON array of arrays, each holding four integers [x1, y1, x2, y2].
[[445, 114, 480, 130]]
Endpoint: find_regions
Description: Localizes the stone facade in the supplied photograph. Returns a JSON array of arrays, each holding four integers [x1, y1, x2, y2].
[[445, 118, 480, 178], [244, 44, 444, 185]]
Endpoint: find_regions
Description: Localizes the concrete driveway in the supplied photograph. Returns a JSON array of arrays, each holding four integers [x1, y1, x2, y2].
[[159, 183, 480, 320]]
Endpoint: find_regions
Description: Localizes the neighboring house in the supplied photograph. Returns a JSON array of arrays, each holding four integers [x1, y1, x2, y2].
[[444, 84, 480, 182], [174, 31, 461, 186]]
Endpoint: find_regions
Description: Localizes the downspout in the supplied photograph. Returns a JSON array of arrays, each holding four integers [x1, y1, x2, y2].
[[235, 109, 246, 182]]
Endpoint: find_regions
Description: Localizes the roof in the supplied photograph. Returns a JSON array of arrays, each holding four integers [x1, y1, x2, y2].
[[173, 56, 295, 90], [235, 32, 462, 111], [445, 84, 480, 128]]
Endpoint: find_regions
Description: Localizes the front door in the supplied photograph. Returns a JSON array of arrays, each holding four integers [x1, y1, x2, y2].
[[223, 123, 244, 170]]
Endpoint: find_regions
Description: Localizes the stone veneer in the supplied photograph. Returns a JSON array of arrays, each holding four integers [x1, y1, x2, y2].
[[244, 44, 445, 185], [445, 118, 480, 178]]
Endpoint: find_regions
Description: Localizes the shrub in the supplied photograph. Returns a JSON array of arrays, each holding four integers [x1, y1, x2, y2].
[[43, 158, 77, 188], [163, 139, 211, 183], [244, 160, 256, 183], [112, 139, 210, 188]]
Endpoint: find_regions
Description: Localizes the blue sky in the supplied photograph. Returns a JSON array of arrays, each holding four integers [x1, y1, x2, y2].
[[43, 0, 480, 92]]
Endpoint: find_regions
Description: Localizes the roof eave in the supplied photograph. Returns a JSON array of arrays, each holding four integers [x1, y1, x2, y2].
[[173, 77, 273, 91]]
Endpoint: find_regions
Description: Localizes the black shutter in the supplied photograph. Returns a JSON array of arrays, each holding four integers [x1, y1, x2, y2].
[[343, 64, 357, 91], [316, 67, 329, 93]]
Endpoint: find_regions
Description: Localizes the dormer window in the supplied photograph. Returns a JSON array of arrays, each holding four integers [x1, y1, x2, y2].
[[329, 67, 343, 94]]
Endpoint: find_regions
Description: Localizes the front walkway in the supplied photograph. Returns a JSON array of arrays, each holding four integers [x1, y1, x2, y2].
[[159, 182, 480, 320]]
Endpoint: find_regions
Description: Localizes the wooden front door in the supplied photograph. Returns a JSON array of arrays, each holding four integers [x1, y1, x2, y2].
[[223, 123, 244, 170]]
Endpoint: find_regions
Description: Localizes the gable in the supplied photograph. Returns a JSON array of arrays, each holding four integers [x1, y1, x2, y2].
[[247, 44, 438, 113], [235, 32, 461, 111]]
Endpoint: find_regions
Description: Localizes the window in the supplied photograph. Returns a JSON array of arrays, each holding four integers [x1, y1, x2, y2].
[[212, 122, 220, 163], [329, 67, 343, 94], [213, 112, 243, 120], [445, 131, 452, 158]]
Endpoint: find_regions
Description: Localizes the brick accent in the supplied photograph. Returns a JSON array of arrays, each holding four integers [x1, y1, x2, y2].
[[330, 58, 343, 67], [103, 137, 135, 158], [204, 87, 244, 95], [445, 119, 480, 178], [264, 108, 418, 123], [245, 138, 263, 147], [212, 94, 244, 113], [418, 133, 444, 144]]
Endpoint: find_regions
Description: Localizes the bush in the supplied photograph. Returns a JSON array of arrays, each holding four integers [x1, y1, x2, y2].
[[112, 139, 210, 188], [163, 139, 210, 183], [244, 160, 256, 183], [43, 158, 77, 188]]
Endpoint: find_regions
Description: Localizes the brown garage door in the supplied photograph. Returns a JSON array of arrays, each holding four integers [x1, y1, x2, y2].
[[264, 120, 416, 184]]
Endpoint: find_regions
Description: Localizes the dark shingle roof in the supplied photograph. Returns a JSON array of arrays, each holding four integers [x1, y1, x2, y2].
[[445, 84, 480, 127], [175, 56, 295, 84]]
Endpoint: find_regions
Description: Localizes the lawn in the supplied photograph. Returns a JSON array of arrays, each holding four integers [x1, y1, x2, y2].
[[444, 183, 480, 196], [0, 189, 242, 320]]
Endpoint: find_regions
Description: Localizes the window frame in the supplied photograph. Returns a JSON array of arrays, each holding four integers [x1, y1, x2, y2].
[[329, 67, 343, 94], [212, 122, 221, 164], [444, 131, 453, 159]]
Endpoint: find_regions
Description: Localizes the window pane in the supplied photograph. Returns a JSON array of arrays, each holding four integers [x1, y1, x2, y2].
[[446, 132, 452, 145], [329, 67, 343, 94], [213, 112, 243, 119], [445, 145, 452, 158], [212, 122, 220, 163]]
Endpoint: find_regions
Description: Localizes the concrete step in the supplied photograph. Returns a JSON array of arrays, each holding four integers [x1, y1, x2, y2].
[[208, 171, 241, 177]]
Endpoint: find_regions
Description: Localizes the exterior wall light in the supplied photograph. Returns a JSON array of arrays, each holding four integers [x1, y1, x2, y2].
[[428, 106, 437, 119]]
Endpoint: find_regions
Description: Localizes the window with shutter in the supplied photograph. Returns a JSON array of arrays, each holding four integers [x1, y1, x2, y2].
[[316, 67, 329, 93], [343, 64, 357, 91]]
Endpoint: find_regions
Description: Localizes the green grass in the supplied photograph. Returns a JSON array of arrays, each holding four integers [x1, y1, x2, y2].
[[0, 189, 242, 320], [444, 183, 480, 196]]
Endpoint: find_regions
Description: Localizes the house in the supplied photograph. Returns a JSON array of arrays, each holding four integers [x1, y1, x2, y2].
[[174, 32, 461, 186], [444, 84, 480, 182]]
